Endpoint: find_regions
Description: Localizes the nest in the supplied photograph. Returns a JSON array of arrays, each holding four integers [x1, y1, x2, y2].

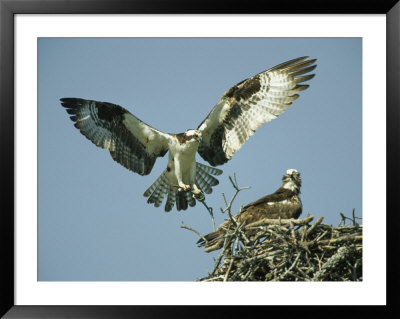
[[181, 175, 362, 282], [196, 213, 362, 282]]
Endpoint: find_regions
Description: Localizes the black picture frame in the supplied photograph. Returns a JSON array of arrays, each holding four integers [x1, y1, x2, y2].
[[1, 0, 398, 318]]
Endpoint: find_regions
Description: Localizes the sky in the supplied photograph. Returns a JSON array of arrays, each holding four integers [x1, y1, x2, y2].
[[38, 38, 362, 281]]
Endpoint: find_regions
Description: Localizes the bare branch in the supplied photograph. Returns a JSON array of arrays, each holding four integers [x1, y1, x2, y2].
[[180, 223, 208, 243], [304, 216, 324, 238], [245, 216, 314, 229], [199, 199, 216, 232], [224, 258, 235, 281], [220, 174, 250, 216]]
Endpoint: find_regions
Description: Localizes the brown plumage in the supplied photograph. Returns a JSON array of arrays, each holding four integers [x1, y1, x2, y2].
[[197, 169, 302, 252]]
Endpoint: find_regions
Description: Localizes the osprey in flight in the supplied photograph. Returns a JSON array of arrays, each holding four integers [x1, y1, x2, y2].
[[197, 169, 302, 252], [60, 57, 316, 212]]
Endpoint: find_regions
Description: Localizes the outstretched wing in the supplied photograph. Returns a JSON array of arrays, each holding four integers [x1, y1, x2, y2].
[[60, 98, 170, 175], [197, 56, 316, 166]]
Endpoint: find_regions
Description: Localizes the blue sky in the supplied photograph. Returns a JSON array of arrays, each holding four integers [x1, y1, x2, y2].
[[38, 38, 361, 281]]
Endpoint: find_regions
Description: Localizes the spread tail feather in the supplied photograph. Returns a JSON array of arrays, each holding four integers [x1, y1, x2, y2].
[[196, 162, 223, 176], [144, 170, 168, 208], [144, 162, 222, 212], [195, 163, 221, 195], [165, 187, 176, 212]]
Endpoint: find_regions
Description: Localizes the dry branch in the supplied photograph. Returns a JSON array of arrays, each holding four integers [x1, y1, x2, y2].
[[245, 216, 314, 229]]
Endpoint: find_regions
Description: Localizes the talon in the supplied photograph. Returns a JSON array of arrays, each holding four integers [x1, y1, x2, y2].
[[192, 189, 205, 201], [179, 184, 191, 192]]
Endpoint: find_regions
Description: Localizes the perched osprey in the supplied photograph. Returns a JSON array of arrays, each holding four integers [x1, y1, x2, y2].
[[197, 169, 302, 252], [60, 57, 316, 212]]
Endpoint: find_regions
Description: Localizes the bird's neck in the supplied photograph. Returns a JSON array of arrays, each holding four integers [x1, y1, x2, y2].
[[282, 179, 300, 193]]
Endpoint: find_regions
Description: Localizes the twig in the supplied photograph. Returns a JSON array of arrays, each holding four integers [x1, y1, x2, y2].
[[305, 217, 324, 238], [210, 251, 225, 276], [246, 216, 314, 229], [338, 210, 362, 227], [215, 174, 250, 233], [290, 221, 296, 244], [313, 235, 362, 246], [199, 199, 216, 232], [273, 252, 302, 281], [220, 173, 250, 217], [224, 258, 235, 281], [180, 223, 208, 244]]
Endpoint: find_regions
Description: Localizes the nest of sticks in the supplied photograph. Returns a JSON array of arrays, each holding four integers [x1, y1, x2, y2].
[[183, 175, 363, 282], [196, 213, 362, 281]]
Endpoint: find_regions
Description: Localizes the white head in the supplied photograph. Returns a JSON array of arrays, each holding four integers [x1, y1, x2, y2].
[[286, 169, 299, 176], [185, 129, 202, 143]]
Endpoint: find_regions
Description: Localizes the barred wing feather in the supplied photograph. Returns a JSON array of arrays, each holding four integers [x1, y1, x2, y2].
[[60, 98, 170, 176], [197, 56, 316, 166]]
